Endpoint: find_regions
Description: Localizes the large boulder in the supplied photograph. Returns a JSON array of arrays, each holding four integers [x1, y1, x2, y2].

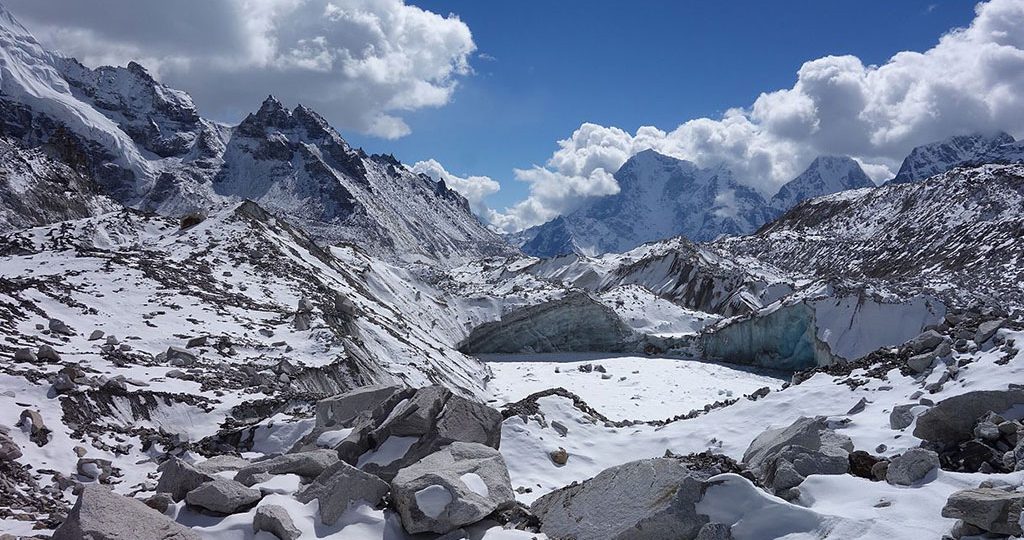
[[885, 448, 939, 486], [392, 442, 515, 535], [193, 455, 250, 475], [904, 330, 946, 354], [52, 484, 201, 540], [975, 319, 1006, 345], [185, 477, 262, 514], [234, 449, 338, 486], [356, 386, 503, 481], [156, 457, 213, 501], [914, 389, 1024, 447], [741, 417, 852, 494], [530, 457, 711, 540], [316, 384, 408, 428], [254, 504, 302, 540], [942, 487, 1024, 536], [295, 461, 389, 525]]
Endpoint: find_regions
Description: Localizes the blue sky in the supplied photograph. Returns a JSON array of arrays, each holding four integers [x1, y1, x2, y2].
[[347, 1, 977, 213]]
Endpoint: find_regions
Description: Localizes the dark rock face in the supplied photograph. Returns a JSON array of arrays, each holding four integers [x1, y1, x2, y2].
[[914, 390, 1024, 447], [890, 132, 1021, 184], [458, 292, 637, 354]]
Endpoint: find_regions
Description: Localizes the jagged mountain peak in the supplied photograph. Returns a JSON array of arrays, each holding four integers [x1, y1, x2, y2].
[[769, 154, 874, 214], [890, 131, 1021, 184]]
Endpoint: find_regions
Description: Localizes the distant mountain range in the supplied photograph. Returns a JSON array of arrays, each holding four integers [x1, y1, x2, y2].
[[514, 132, 1024, 258]]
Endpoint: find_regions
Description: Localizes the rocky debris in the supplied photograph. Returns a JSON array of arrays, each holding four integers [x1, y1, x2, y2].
[[234, 449, 338, 486], [531, 457, 712, 540], [76, 457, 115, 482], [392, 442, 516, 535], [696, 523, 734, 540], [37, 344, 61, 362], [295, 460, 389, 525], [294, 296, 314, 331], [942, 486, 1024, 536], [741, 416, 853, 495], [0, 426, 21, 461], [16, 409, 50, 447], [905, 330, 946, 354], [185, 477, 262, 515], [52, 484, 201, 540], [914, 389, 1024, 447], [48, 318, 75, 336], [156, 457, 214, 501], [885, 448, 939, 485], [254, 504, 302, 540]]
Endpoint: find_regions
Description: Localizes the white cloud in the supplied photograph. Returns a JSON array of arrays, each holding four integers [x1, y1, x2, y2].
[[410, 159, 500, 218], [491, 0, 1024, 231], [7, 0, 476, 139]]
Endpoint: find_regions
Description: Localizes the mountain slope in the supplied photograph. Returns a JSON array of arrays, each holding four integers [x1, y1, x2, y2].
[[721, 163, 1024, 309], [0, 5, 511, 265], [769, 155, 874, 215], [519, 150, 773, 257], [889, 132, 1024, 184]]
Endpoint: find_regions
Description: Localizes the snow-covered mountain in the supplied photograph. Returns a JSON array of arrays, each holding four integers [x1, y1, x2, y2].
[[769, 155, 874, 215], [0, 5, 511, 265], [889, 132, 1024, 184], [519, 150, 774, 257]]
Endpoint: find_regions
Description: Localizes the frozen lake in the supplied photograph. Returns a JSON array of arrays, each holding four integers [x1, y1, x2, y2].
[[481, 353, 788, 422]]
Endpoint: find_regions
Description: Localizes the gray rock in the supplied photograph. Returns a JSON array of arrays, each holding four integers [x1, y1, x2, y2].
[[253, 504, 302, 540], [846, 397, 868, 415], [0, 427, 22, 461], [88, 330, 104, 341], [143, 492, 174, 514], [696, 523, 733, 540], [974, 421, 1001, 441], [77, 458, 113, 482], [52, 484, 201, 540], [885, 448, 939, 486], [905, 330, 946, 354], [742, 417, 852, 492], [193, 455, 251, 475], [156, 457, 214, 501], [48, 318, 75, 336], [531, 457, 708, 540], [13, 348, 35, 362], [914, 390, 1024, 447], [165, 346, 197, 366], [889, 404, 920, 430], [185, 477, 262, 515], [1013, 438, 1024, 472], [941, 487, 1024, 536], [37, 344, 61, 362], [296, 460, 389, 525], [52, 372, 77, 393], [907, 352, 937, 374], [234, 449, 338, 486], [551, 420, 569, 437], [316, 384, 408, 428], [975, 319, 1006, 345], [392, 442, 515, 535]]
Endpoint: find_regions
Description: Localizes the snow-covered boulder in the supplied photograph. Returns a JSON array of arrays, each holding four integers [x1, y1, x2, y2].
[[391, 442, 515, 535], [295, 461, 389, 525], [234, 449, 338, 486], [741, 416, 853, 495], [52, 484, 200, 539], [530, 457, 710, 540], [885, 448, 939, 486], [184, 477, 262, 515]]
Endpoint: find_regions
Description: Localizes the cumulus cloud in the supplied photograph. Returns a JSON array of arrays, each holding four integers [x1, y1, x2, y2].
[[491, 0, 1024, 231], [410, 159, 501, 219], [6, 0, 476, 139]]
